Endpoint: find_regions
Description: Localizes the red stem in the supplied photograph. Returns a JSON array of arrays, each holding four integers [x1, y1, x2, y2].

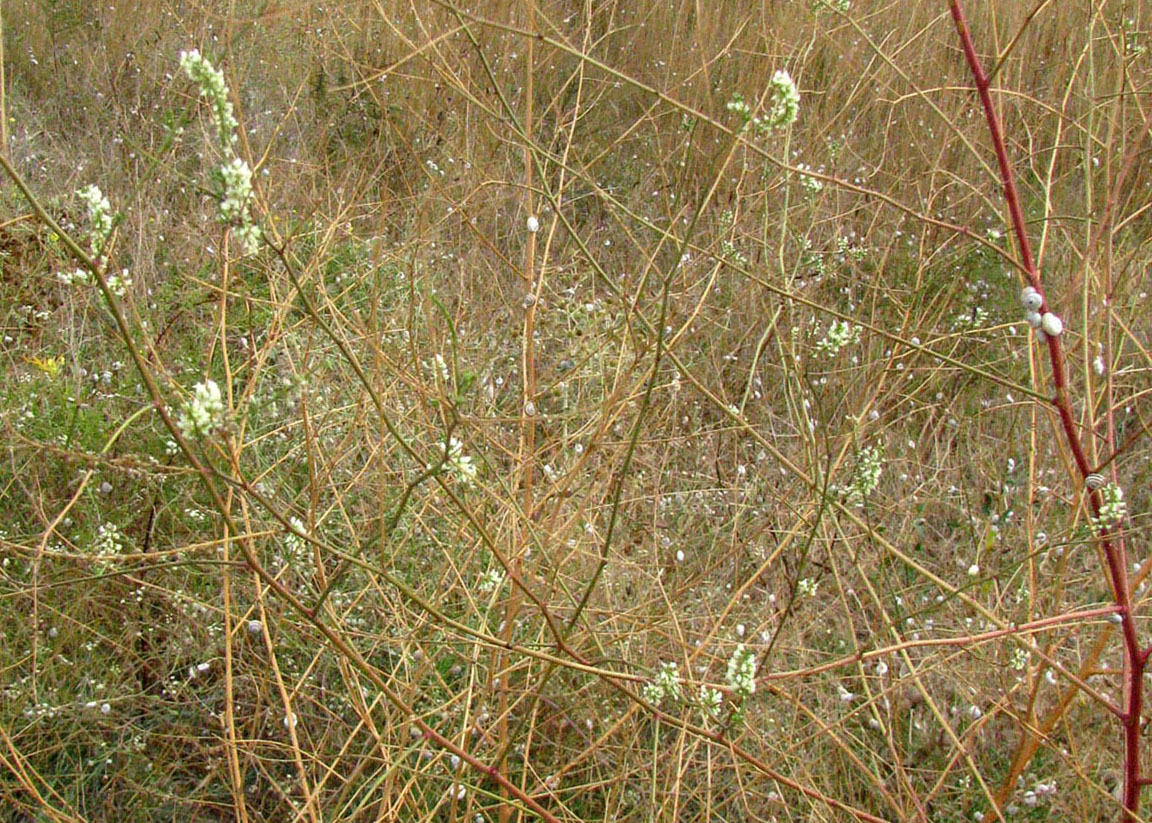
[[947, 3, 1143, 819]]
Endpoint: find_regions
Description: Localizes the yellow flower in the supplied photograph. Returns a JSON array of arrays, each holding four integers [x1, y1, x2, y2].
[[27, 355, 64, 378]]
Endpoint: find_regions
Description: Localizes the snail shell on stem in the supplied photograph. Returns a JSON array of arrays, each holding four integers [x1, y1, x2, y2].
[[1040, 312, 1063, 337], [1021, 287, 1043, 312]]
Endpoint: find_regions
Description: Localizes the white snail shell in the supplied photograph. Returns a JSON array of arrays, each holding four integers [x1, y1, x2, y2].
[[1086, 473, 1106, 490], [1035, 328, 1047, 343], [1025, 311, 1042, 328], [1040, 312, 1063, 337], [1021, 287, 1043, 312]]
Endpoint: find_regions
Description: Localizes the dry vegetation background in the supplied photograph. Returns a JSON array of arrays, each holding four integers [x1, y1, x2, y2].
[[1, 0, 1151, 821]]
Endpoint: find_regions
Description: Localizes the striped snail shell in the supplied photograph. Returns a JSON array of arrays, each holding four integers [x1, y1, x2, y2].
[[1085, 473, 1106, 490], [1021, 288, 1044, 312]]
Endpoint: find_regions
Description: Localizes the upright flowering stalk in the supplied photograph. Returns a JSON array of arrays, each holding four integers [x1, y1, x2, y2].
[[77, 184, 114, 257], [218, 157, 254, 222], [763, 70, 801, 130], [834, 444, 884, 507], [726, 644, 757, 698], [176, 379, 227, 439], [179, 49, 261, 255], [178, 49, 238, 149], [60, 186, 133, 298], [727, 68, 801, 136], [217, 156, 261, 255]]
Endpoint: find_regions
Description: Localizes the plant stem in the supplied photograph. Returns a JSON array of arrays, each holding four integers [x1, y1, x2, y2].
[[947, 3, 1144, 818], [0, 0, 6, 160]]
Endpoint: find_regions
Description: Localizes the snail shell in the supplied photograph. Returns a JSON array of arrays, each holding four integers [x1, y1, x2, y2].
[[1040, 312, 1063, 337], [1021, 288, 1044, 312]]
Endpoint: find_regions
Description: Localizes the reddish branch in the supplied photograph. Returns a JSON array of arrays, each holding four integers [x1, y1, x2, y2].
[[948, 3, 1143, 819]]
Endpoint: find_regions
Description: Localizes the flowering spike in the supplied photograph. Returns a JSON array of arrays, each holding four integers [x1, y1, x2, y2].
[[177, 379, 227, 439], [179, 49, 238, 148], [763, 70, 800, 129]]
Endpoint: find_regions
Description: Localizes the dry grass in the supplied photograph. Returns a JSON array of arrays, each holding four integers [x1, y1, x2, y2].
[[1, 1, 1151, 821]]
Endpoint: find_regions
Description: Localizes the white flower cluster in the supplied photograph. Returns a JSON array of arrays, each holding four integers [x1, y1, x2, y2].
[[58, 268, 91, 285], [94, 523, 124, 556], [176, 378, 226, 439], [642, 661, 684, 706], [815, 319, 862, 357], [218, 157, 261, 255], [58, 246, 130, 299], [219, 157, 253, 221], [106, 269, 131, 298], [764, 70, 801, 130], [726, 69, 801, 136], [795, 162, 823, 193], [1092, 483, 1127, 534], [283, 516, 309, 561], [726, 92, 754, 121], [698, 684, 723, 718], [950, 306, 988, 331], [179, 49, 237, 147], [835, 444, 884, 506], [433, 353, 451, 384], [77, 184, 114, 255], [232, 222, 262, 257], [444, 436, 477, 485], [92, 522, 125, 570], [477, 568, 504, 594], [726, 644, 757, 697], [179, 49, 261, 255], [269, 516, 310, 576]]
